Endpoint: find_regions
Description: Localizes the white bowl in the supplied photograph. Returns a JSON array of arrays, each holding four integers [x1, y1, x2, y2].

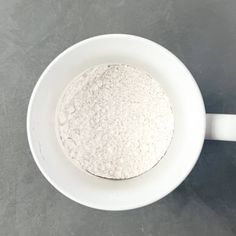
[[27, 34, 206, 210]]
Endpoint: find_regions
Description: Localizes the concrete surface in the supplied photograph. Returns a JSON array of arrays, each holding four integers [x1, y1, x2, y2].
[[1, 0, 236, 235]]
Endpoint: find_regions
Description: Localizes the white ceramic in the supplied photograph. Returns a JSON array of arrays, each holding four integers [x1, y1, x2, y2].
[[27, 34, 236, 211]]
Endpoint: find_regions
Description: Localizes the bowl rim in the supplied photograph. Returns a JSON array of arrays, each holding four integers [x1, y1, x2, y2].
[[27, 34, 206, 211]]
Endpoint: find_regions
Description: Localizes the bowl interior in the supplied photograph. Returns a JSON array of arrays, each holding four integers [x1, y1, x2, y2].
[[27, 34, 205, 210]]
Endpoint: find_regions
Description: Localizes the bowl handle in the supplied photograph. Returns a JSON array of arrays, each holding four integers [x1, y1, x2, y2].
[[206, 114, 236, 141]]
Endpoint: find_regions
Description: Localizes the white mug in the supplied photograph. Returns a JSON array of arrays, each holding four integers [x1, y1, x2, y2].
[[27, 34, 236, 211]]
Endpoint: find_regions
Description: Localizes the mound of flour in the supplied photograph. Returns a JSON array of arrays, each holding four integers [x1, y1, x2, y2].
[[56, 64, 174, 179]]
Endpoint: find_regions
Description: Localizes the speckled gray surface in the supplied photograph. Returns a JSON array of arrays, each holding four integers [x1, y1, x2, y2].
[[1, 0, 236, 235]]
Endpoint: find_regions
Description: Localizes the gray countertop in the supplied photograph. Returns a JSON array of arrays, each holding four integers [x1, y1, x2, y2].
[[1, 0, 236, 235]]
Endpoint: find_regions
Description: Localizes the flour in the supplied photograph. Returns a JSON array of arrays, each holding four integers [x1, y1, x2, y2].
[[55, 64, 174, 179]]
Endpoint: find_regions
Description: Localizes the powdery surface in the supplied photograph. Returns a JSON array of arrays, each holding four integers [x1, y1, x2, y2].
[[56, 64, 174, 179]]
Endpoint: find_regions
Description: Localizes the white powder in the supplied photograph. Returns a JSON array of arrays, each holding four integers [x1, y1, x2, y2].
[[56, 64, 174, 179]]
